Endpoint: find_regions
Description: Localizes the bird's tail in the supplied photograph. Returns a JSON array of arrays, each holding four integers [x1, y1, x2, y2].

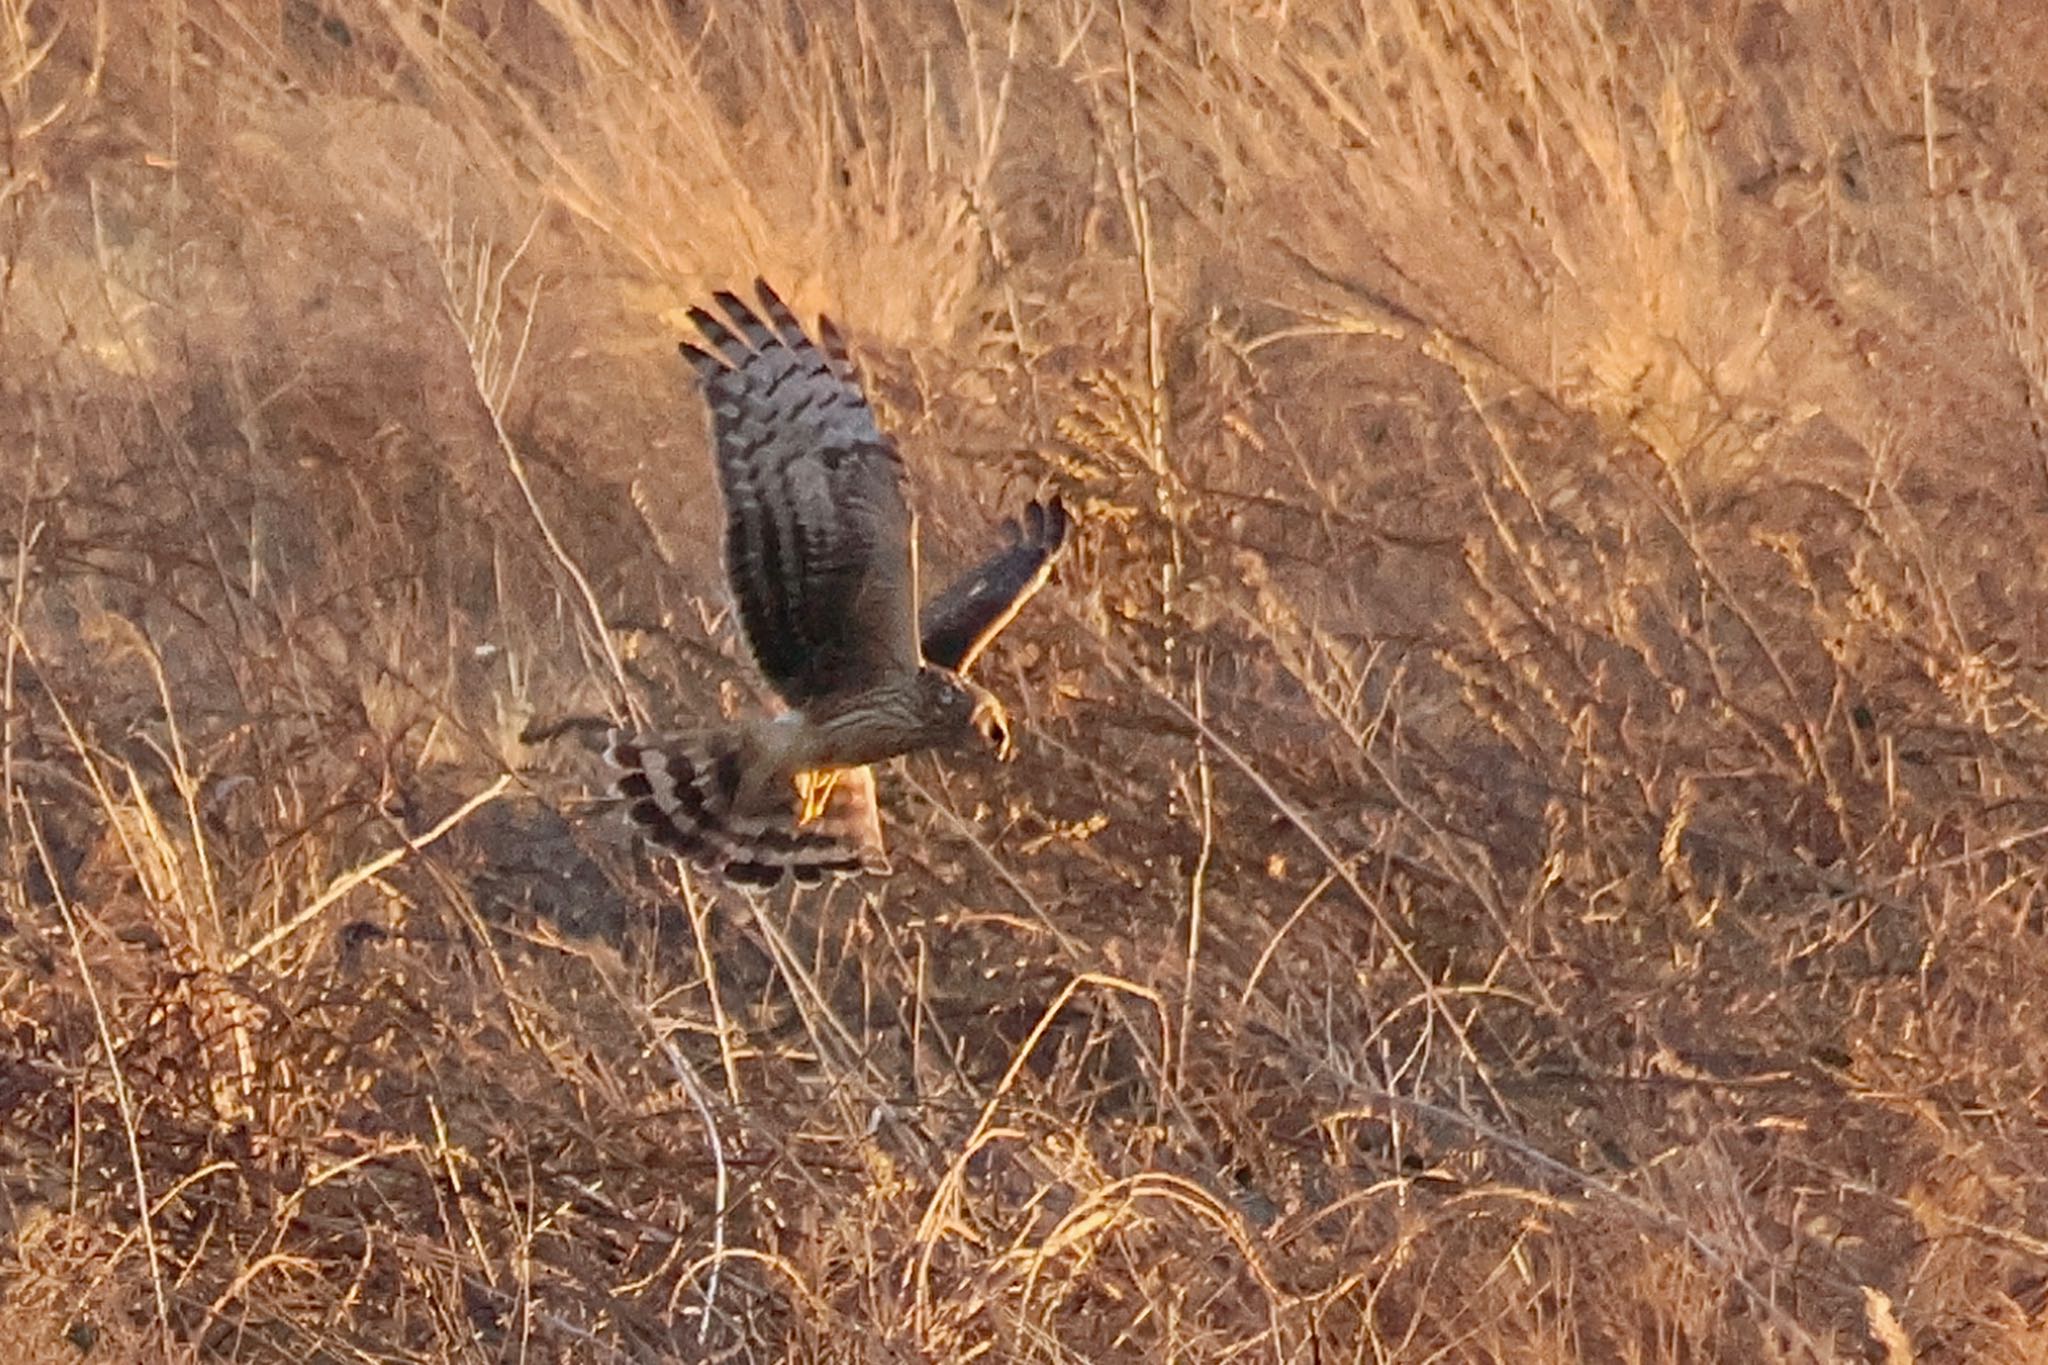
[[605, 730, 889, 888]]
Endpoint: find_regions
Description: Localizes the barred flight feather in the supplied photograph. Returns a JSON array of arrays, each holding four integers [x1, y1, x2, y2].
[[607, 731, 889, 889]]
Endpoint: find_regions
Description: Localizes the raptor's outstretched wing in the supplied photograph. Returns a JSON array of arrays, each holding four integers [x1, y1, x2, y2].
[[680, 280, 920, 709], [918, 497, 1069, 676]]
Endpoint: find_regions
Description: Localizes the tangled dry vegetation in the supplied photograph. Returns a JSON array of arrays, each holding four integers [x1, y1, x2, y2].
[[5, 1, 2048, 1359]]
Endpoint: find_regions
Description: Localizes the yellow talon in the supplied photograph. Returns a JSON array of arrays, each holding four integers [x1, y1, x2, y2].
[[794, 770, 838, 825]]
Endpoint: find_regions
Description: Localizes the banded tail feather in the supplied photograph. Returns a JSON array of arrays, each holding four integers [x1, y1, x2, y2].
[[608, 282, 1071, 892], [606, 730, 889, 888]]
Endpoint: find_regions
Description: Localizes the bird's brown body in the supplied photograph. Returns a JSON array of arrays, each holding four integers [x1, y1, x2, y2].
[[728, 667, 1008, 814], [608, 282, 1064, 888]]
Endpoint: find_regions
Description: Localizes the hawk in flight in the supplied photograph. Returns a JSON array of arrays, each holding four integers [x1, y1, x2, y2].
[[609, 281, 1069, 887]]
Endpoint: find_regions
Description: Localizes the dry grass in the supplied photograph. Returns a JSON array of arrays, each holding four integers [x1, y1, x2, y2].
[[5, 0, 2048, 1359]]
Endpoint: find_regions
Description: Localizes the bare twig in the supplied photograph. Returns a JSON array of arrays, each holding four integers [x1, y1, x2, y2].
[[225, 776, 512, 971], [22, 801, 172, 1352]]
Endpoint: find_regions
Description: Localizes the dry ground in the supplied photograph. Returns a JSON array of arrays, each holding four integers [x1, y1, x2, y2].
[[5, 1, 2048, 1360]]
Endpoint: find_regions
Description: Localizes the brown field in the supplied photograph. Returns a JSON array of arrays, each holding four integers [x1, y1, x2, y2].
[[5, 1, 2048, 1360]]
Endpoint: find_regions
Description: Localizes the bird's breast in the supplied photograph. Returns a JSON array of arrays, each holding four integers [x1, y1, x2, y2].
[[809, 693, 949, 769]]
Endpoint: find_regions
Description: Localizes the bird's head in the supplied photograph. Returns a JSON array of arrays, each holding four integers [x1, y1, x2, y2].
[[920, 666, 1013, 760]]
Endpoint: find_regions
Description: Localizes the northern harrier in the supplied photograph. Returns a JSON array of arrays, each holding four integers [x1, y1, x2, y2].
[[608, 281, 1069, 887]]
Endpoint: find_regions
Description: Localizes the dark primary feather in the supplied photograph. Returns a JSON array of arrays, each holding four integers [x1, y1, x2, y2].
[[679, 280, 919, 709], [919, 496, 1070, 675]]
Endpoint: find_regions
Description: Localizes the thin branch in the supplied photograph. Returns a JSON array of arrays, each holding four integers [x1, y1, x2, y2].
[[22, 800, 172, 1351], [226, 776, 512, 972]]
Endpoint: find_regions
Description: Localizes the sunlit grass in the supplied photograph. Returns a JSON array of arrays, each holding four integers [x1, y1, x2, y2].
[[3, 1, 2047, 1359]]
